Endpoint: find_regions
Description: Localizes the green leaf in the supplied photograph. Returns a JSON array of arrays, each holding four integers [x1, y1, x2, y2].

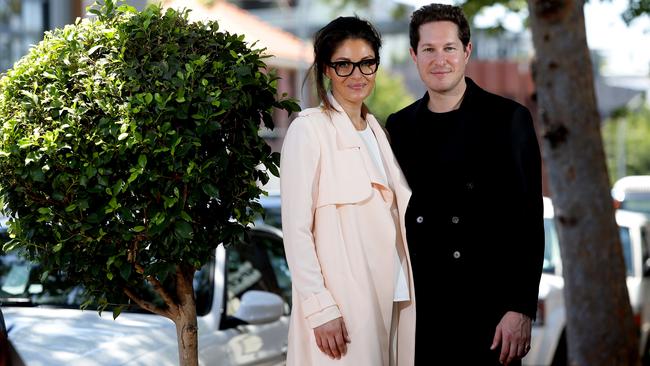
[[65, 204, 77, 212], [174, 221, 193, 239], [53, 243, 63, 252], [118, 132, 129, 141], [138, 154, 147, 168], [88, 45, 103, 55], [120, 265, 132, 280], [132, 225, 146, 232], [202, 183, 219, 198], [40, 271, 50, 283], [180, 211, 192, 222], [112, 306, 123, 320]]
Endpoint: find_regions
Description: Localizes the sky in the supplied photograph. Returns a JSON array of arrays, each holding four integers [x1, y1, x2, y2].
[[399, 0, 650, 77]]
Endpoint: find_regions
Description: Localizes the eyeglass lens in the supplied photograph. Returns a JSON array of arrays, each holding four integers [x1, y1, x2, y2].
[[331, 59, 378, 77]]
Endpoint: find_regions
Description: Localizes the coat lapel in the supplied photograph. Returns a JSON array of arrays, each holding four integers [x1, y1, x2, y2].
[[327, 94, 389, 190]]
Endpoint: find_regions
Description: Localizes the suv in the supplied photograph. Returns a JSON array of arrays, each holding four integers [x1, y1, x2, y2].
[[1, 224, 291, 365], [524, 198, 650, 365]]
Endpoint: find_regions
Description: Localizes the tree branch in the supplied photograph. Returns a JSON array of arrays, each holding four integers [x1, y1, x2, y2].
[[134, 262, 177, 312], [123, 286, 171, 319]]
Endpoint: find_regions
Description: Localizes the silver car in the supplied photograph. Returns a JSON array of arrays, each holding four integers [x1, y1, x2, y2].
[[1, 224, 290, 366]]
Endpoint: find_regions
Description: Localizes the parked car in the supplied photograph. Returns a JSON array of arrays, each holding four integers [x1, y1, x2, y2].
[[0, 223, 291, 365], [612, 175, 650, 214], [524, 197, 650, 365]]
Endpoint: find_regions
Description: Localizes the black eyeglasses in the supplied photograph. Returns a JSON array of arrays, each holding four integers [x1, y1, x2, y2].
[[327, 58, 379, 77]]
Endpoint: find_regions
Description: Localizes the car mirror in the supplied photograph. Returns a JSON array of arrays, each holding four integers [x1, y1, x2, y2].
[[234, 290, 284, 324], [28, 284, 43, 294]]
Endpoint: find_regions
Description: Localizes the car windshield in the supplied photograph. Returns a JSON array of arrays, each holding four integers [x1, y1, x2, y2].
[[543, 218, 634, 277]]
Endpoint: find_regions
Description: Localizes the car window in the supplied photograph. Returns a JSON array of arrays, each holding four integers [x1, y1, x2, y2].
[[619, 227, 634, 277], [224, 231, 290, 320], [543, 218, 561, 274]]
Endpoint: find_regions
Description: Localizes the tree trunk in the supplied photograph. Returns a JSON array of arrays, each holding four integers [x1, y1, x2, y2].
[[526, 0, 639, 365], [174, 264, 199, 366]]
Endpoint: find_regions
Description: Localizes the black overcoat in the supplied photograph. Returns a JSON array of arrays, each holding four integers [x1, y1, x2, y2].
[[386, 77, 544, 364]]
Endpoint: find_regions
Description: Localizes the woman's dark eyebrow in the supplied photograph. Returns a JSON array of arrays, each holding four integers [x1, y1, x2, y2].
[[331, 55, 376, 62]]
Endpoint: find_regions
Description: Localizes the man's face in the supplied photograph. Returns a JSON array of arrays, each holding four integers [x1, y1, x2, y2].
[[410, 20, 471, 96]]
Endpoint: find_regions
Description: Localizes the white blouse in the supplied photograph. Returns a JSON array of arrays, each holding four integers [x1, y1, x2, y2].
[[358, 124, 410, 302]]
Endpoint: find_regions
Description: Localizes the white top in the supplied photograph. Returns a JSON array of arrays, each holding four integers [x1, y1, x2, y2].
[[358, 124, 410, 302]]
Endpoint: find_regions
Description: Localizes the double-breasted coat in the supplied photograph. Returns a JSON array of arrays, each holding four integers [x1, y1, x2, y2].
[[386, 77, 544, 364], [280, 95, 416, 366]]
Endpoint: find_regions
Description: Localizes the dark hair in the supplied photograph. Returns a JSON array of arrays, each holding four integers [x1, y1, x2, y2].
[[310, 16, 381, 116], [409, 3, 470, 54]]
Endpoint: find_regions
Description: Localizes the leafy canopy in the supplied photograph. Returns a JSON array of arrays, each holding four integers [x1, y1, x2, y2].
[[0, 0, 298, 309]]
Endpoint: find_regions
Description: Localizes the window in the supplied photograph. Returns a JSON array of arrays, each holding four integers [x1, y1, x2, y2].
[[543, 218, 561, 274], [0, 0, 47, 72], [619, 227, 634, 277], [223, 230, 290, 326]]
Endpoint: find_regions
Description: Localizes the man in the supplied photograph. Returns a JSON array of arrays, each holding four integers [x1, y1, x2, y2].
[[386, 4, 544, 365]]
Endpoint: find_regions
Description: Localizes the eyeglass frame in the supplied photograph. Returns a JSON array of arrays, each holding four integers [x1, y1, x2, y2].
[[326, 58, 380, 77]]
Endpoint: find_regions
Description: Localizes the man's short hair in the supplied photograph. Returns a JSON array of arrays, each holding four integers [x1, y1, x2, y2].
[[409, 3, 471, 53]]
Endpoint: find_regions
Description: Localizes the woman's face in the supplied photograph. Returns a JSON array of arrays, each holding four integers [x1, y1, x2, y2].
[[325, 38, 378, 106]]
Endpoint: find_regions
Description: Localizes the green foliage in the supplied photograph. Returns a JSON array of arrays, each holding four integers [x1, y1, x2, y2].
[[602, 105, 650, 183], [0, 0, 299, 309], [623, 0, 650, 23], [366, 68, 415, 125]]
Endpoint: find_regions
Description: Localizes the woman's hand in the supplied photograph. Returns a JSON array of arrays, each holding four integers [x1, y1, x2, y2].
[[314, 316, 351, 359]]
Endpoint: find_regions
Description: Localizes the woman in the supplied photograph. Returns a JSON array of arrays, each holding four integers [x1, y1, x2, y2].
[[280, 16, 415, 366]]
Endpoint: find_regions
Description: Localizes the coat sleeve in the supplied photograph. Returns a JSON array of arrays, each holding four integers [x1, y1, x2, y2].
[[506, 105, 545, 320], [280, 117, 342, 328]]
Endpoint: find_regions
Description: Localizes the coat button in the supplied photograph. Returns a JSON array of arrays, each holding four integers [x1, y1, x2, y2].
[[416, 216, 424, 224], [451, 216, 460, 224], [453, 251, 461, 259]]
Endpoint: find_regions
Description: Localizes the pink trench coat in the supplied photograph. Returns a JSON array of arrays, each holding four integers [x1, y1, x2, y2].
[[280, 97, 416, 366]]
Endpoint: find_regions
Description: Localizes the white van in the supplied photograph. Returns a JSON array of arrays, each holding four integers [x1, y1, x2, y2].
[[524, 198, 650, 365]]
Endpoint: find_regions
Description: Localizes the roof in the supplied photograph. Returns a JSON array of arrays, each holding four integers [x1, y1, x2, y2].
[[162, 0, 312, 68]]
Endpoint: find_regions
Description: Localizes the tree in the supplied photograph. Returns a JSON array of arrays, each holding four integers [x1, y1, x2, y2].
[[527, 1, 639, 364], [0, 1, 298, 365], [602, 106, 650, 182], [365, 68, 415, 125]]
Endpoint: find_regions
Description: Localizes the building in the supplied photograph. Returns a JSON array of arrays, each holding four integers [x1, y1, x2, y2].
[[0, 0, 81, 72], [161, 0, 313, 152]]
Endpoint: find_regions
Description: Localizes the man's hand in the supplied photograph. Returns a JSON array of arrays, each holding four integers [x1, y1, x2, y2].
[[490, 311, 532, 365], [314, 317, 351, 359]]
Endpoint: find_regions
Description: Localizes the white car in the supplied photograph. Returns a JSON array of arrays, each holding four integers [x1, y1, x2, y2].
[[524, 198, 650, 365], [0, 224, 291, 366]]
